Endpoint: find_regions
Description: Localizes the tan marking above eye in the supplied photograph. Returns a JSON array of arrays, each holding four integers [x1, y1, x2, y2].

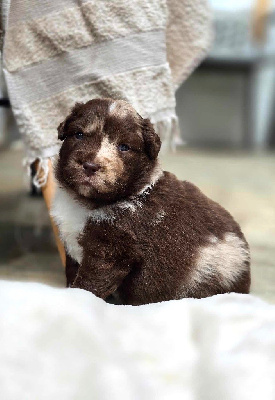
[[83, 117, 104, 134]]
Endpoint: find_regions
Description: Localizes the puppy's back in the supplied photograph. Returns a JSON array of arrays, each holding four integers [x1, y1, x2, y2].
[[118, 172, 250, 305]]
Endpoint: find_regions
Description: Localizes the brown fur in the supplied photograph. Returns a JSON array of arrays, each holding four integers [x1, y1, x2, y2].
[[54, 98, 250, 305]]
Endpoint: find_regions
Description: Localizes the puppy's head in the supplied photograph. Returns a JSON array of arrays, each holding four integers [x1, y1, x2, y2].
[[56, 98, 161, 203]]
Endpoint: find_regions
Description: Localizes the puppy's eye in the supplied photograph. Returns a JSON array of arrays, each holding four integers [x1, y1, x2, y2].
[[118, 144, 130, 152], [75, 132, 84, 140]]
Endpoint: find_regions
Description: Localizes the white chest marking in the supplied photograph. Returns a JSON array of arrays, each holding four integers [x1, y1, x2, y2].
[[51, 186, 90, 264], [50, 165, 164, 263], [51, 186, 118, 263]]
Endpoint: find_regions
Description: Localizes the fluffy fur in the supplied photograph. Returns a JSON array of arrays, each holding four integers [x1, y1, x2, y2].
[[51, 98, 250, 305]]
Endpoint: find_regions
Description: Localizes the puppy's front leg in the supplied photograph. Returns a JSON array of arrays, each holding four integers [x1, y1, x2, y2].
[[72, 255, 132, 300], [65, 253, 80, 288]]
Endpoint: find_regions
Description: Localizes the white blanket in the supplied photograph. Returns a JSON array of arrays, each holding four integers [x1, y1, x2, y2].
[[0, 281, 274, 400]]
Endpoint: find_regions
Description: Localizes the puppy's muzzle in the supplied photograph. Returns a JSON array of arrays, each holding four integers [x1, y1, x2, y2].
[[83, 162, 101, 177]]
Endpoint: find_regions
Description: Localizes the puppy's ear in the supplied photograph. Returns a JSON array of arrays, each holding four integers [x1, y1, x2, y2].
[[57, 120, 67, 141], [57, 102, 84, 141], [142, 119, 161, 160]]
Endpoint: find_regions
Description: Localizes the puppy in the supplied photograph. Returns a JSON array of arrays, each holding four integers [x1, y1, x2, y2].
[[51, 98, 250, 305]]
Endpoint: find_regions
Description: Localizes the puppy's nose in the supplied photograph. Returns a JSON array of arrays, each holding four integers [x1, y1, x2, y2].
[[83, 162, 101, 176]]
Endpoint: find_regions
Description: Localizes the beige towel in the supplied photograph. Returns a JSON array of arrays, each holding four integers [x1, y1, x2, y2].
[[2, 0, 212, 184]]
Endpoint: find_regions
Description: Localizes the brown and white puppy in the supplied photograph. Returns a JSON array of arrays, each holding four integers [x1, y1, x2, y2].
[[51, 98, 250, 305]]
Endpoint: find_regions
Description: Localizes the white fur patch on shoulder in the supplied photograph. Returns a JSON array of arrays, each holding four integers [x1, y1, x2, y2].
[[50, 186, 90, 263], [191, 233, 250, 290]]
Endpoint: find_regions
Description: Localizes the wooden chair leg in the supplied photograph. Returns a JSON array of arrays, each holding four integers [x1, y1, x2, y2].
[[36, 160, 66, 267], [252, 0, 271, 43]]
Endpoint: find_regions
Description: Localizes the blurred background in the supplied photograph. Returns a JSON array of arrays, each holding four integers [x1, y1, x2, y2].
[[0, 0, 274, 302]]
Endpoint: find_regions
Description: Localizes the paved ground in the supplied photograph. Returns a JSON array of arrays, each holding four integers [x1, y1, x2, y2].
[[0, 147, 274, 302]]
